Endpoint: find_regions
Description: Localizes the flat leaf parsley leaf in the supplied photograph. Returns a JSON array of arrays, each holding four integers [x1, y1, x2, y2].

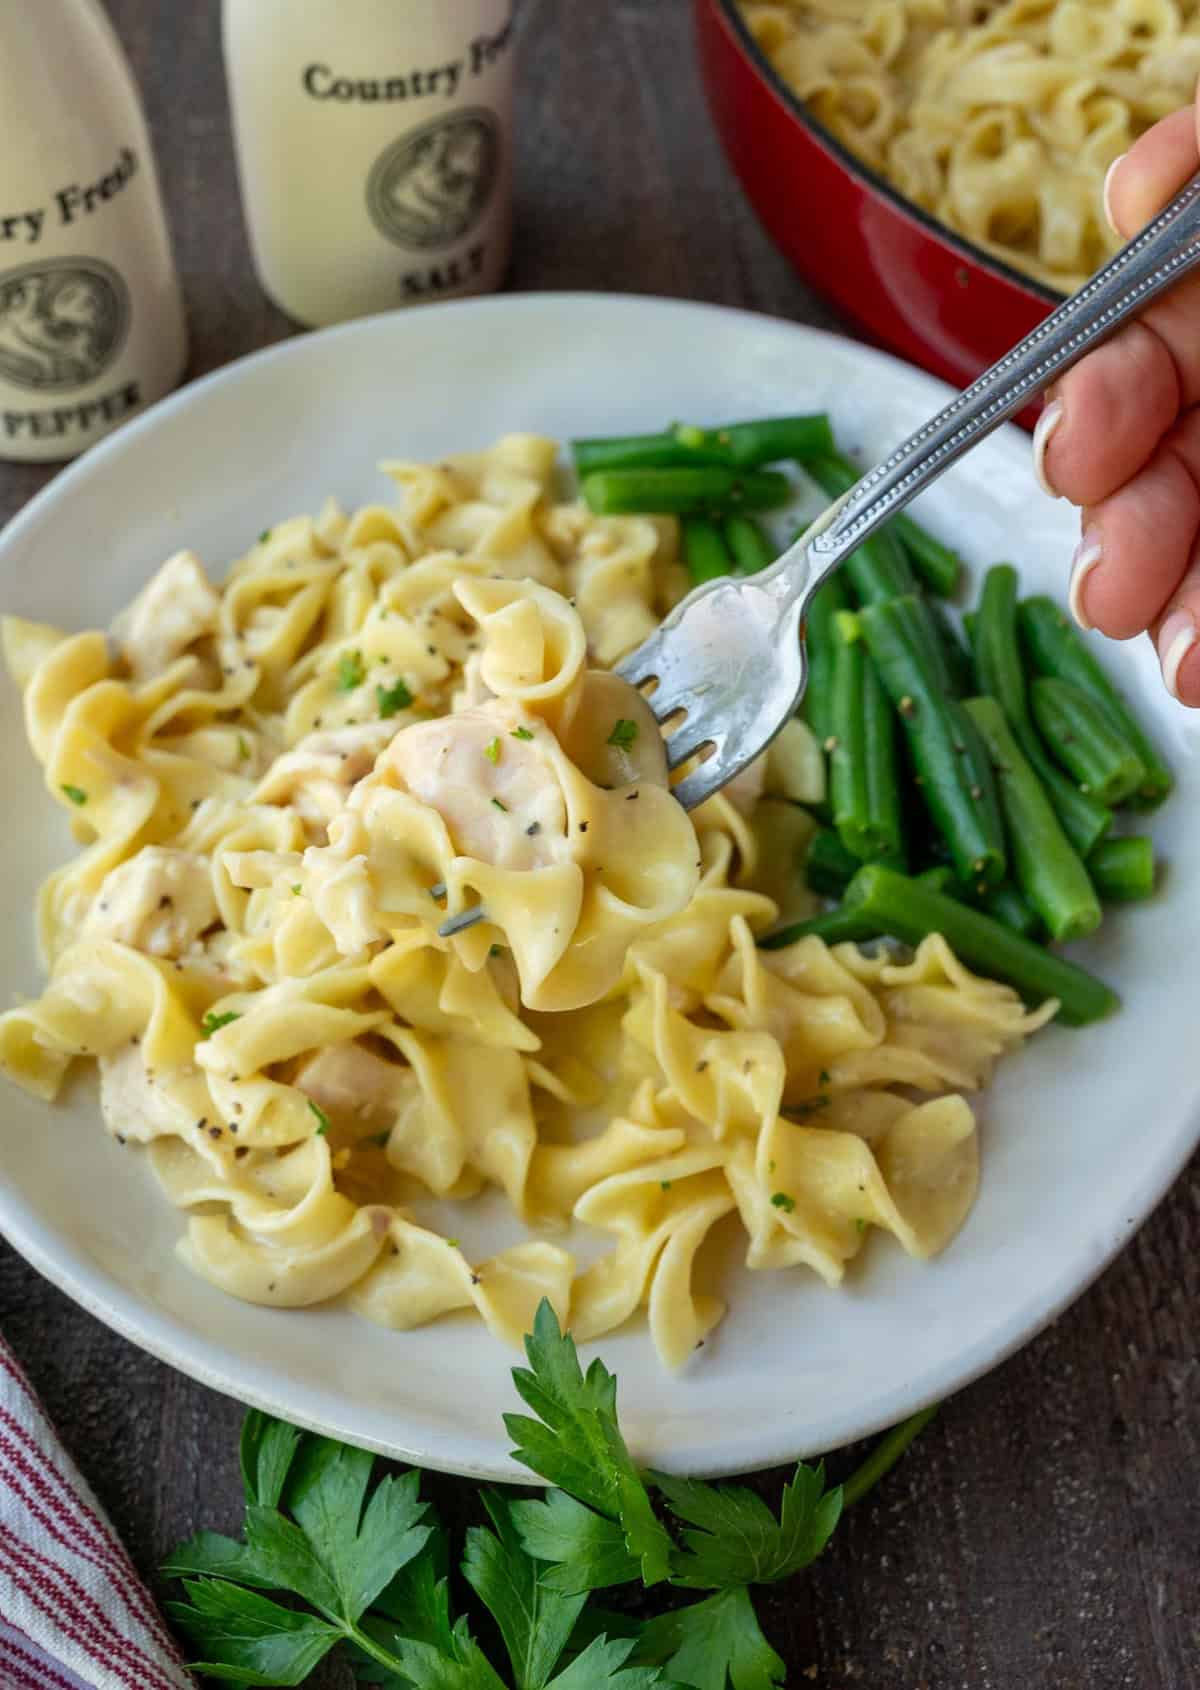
[[463, 1490, 586, 1689], [638, 1587, 785, 1690], [162, 1301, 935, 1690], [652, 1464, 842, 1588], [61, 783, 87, 805], [503, 1301, 673, 1586], [607, 719, 638, 749]]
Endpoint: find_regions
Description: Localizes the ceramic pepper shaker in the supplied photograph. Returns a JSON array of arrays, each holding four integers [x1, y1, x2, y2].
[[0, 0, 188, 464]]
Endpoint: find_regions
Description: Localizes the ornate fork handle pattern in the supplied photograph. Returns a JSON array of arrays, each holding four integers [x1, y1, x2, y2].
[[803, 169, 1200, 584]]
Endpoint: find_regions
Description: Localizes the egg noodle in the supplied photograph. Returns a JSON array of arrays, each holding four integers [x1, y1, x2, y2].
[[740, 0, 1200, 293], [0, 435, 1052, 1366]]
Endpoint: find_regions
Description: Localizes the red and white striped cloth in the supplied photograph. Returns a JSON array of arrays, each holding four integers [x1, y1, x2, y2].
[[0, 1336, 192, 1690]]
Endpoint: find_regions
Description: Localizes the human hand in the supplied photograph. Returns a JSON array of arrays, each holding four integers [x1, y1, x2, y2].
[[1032, 97, 1200, 706]]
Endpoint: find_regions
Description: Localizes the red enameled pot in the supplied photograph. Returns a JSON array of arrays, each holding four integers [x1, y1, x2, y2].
[[696, 0, 1064, 422]]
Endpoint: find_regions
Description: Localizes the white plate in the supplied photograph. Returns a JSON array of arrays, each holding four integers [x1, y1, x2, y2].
[[1, 294, 1197, 1480]]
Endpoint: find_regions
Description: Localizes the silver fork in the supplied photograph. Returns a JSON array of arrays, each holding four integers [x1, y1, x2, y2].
[[617, 170, 1200, 811]]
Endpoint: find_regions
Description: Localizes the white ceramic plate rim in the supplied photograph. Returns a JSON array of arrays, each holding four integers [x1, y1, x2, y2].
[[0, 292, 1196, 1480]]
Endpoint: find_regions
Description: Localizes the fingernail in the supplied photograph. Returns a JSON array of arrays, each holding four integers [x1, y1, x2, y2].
[[1102, 154, 1127, 236], [1068, 531, 1102, 630], [1158, 609, 1197, 701], [1032, 398, 1064, 498]]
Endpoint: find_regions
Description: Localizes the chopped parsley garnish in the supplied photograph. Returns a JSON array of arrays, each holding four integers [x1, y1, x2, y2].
[[855, 1217, 867, 1234], [770, 1191, 796, 1213], [607, 717, 638, 749], [484, 736, 501, 764], [491, 797, 508, 812], [489, 943, 505, 957], [511, 725, 535, 740], [236, 734, 251, 761], [336, 649, 365, 692], [308, 1099, 330, 1136], [200, 1010, 241, 1039], [61, 784, 87, 806], [819, 1069, 831, 1085], [258, 528, 271, 543], [445, 1238, 460, 1249], [376, 677, 413, 718], [291, 883, 302, 895], [660, 1180, 673, 1191]]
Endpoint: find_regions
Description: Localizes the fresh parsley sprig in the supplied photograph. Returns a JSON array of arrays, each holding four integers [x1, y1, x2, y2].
[[163, 1303, 935, 1689]]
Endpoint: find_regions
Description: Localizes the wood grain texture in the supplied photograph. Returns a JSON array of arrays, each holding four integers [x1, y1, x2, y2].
[[0, 2, 1197, 1685]]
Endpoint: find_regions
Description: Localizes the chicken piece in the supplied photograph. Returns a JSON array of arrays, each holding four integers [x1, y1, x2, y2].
[[99, 1044, 186, 1143], [110, 551, 220, 679], [256, 719, 397, 829], [295, 1040, 407, 1130], [83, 847, 219, 958], [382, 705, 568, 870]]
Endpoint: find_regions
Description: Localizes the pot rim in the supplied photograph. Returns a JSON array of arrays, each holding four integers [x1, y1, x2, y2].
[[709, 0, 1065, 308]]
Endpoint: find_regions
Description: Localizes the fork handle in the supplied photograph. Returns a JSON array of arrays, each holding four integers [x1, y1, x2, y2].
[[804, 169, 1200, 580]]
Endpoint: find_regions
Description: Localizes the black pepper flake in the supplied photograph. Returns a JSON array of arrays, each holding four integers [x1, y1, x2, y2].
[[158, 894, 173, 909], [208, 1125, 223, 1139], [578, 821, 588, 833], [426, 644, 436, 655], [195, 1117, 208, 1133], [190, 798, 201, 810], [232, 1100, 243, 1113], [470, 1273, 481, 1285], [268, 1282, 277, 1293], [229, 1123, 239, 1134], [696, 1060, 709, 1073], [626, 790, 639, 800], [116, 1134, 127, 1146], [525, 821, 541, 836], [235, 1146, 249, 1159]]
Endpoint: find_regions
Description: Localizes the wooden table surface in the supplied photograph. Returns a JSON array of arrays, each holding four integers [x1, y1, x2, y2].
[[1, 3, 1197, 1686]]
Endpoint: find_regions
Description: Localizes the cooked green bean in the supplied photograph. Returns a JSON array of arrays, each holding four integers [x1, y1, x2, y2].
[[1030, 676, 1144, 805], [801, 574, 852, 745], [1019, 595, 1172, 808], [841, 865, 1119, 1024], [1088, 835, 1156, 901], [677, 414, 833, 469], [972, 566, 1111, 856], [964, 696, 1101, 941], [723, 513, 775, 574], [829, 614, 905, 862], [805, 828, 861, 899], [804, 455, 916, 604], [580, 465, 790, 515], [927, 597, 975, 696], [681, 516, 733, 584], [860, 596, 1006, 884], [758, 905, 877, 950], [820, 446, 960, 597], [976, 883, 1043, 940], [915, 866, 957, 895], [893, 512, 962, 597], [571, 431, 731, 476]]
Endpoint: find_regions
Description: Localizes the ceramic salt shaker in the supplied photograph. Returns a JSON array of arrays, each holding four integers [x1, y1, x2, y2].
[[223, 0, 516, 327], [0, 0, 187, 464]]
